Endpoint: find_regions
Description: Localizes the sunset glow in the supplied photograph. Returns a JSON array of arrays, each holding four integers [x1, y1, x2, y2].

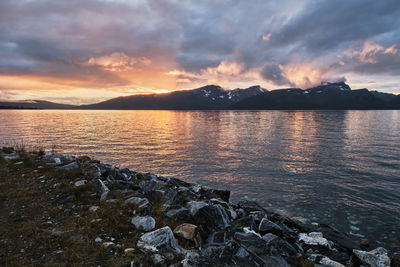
[[1, 0, 400, 104]]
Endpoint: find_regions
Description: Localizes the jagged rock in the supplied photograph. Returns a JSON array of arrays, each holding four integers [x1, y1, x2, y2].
[[353, 247, 391, 267], [194, 204, 230, 233], [186, 201, 207, 216], [97, 179, 110, 201], [234, 231, 266, 254], [299, 232, 333, 248], [264, 233, 297, 257], [166, 207, 190, 221], [131, 216, 156, 231], [174, 223, 197, 240], [259, 218, 284, 235], [137, 226, 181, 253], [124, 196, 152, 215], [309, 254, 345, 267]]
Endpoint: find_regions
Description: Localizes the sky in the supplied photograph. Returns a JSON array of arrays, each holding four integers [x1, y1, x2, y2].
[[1, 0, 400, 104]]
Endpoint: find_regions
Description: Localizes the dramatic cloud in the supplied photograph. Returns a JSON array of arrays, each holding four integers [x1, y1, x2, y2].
[[0, 0, 400, 103]]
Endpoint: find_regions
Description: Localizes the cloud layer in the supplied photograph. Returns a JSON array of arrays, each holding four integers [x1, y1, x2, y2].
[[0, 0, 400, 103]]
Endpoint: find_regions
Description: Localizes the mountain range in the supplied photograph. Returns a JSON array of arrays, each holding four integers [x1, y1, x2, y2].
[[1, 82, 399, 110]]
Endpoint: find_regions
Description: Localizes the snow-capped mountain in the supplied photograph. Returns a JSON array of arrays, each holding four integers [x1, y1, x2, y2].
[[80, 85, 267, 110]]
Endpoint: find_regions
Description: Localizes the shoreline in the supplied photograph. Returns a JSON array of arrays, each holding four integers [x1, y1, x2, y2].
[[0, 147, 397, 266]]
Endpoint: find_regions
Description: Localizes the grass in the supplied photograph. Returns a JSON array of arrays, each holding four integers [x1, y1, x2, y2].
[[0, 151, 146, 266], [0, 149, 194, 266]]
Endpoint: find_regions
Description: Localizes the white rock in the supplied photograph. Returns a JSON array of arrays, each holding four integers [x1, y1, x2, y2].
[[131, 216, 156, 231], [137, 226, 181, 253], [124, 248, 135, 255], [299, 232, 333, 248], [309, 254, 345, 267], [353, 247, 391, 267], [74, 180, 87, 187], [95, 237, 102, 243], [102, 242, 115, 247], [54, 158, 62, 165], [89, 206, 100, 212]]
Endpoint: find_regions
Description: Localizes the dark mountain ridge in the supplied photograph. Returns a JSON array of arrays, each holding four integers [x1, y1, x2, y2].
[[80, 85, 266, 110], [0, 100, 77, 109], [229, 82, 400, 110], [0, 82, 399, 110]]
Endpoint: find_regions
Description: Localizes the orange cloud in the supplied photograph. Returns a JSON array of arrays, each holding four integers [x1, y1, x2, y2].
[[87, 52, 151, 72], [281, 64, 324, 88]]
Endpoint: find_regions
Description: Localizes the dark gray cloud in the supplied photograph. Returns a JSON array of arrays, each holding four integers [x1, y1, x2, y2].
[[0, 0, 400, 98]]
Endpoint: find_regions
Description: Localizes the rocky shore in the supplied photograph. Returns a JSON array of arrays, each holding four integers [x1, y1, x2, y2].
[[0, 147, 397, 267]]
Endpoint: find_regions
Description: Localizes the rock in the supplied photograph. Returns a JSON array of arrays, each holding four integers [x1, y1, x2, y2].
[[103, 242, 115, 247], [259, 218, 284, 235], [166, 207, 190, 221], [60, 161, 79, 170], [89, 206, 100, 212], [152, 254, 165, 265], [97, 179, 110, 201], [139, 179, 158, 195], [264, 234, 297, 257], [137, 226, 181, 253], [309, 254, 345, 267], [299, 232, 333, 249], [194, 204, 230, 233], [131, 216, 156, 231], [74, 180, 87, 187], [234, 231, 266, 255], [186, 201, 207, 216], [95, 237, 102, 243], [174, 223, 197, 240], [353, 247, 391, 267], [124, 196, 152, 215], [163, 188, 178, 205], [54, 157, 62, 165], [124, 248, 135, 255]]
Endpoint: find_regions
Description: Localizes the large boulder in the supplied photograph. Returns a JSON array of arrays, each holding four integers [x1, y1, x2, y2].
[[353, 247, 391, 267], [137, 226, 181, 253], [194, 204, 230, 233]]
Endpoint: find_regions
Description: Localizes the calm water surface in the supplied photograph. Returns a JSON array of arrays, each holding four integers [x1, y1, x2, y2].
[[0, 110, 399, 252]]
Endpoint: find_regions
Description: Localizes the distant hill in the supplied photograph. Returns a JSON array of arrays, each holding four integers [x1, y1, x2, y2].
[[0, 100, 77, 109], [80, 85, 266, 110], [1, 83, 399, 110], [229, 82, 400, 110]]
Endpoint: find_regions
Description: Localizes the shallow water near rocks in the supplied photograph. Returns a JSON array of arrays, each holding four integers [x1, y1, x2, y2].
[[1, 110, 399, 253]]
